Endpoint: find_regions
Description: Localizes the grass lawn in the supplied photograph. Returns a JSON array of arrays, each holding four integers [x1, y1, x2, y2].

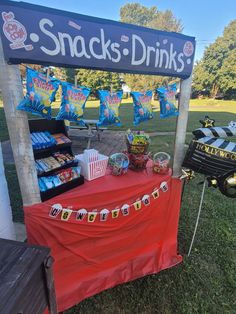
[[1, 98, 236, 313]]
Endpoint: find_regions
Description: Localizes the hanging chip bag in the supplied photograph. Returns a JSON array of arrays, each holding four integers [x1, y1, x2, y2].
[[157, 83, 179, 119], [131, 90, 153, 125], [17, 67, 59, 119], [57, 82, 91, 125], [97, 90, 123, 126]]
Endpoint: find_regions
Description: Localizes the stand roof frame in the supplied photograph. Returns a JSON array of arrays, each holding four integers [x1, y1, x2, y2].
[[0, 0, 194, 206]]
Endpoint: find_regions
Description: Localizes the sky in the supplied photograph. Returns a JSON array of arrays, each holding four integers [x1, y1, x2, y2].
[[10, 0, 236, 61]]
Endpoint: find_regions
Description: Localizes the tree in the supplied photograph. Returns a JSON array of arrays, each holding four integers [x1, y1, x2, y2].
[[120, 3, 183, 32], [120, 3, 158, 27], [193, 20, 236, 99], [76, 69, 122, 97], [120, 3, 183, 91], [218, 50, 236, 99]]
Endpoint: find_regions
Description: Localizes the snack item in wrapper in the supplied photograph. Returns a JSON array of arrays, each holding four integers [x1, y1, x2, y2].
[[131, 90, 153, 125], [97, 90, 123, 126], [56, 82, 90, 125], [17, 67, 59, 119], [157, 83, 179, 119]]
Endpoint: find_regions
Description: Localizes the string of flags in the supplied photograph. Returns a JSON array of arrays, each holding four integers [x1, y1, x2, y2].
[[48, 181, 169, 223]]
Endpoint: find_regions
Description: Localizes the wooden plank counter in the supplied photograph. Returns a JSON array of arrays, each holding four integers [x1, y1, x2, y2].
[[0, 238, 57, 314]]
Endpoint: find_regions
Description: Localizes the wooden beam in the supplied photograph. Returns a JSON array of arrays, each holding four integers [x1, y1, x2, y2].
[[0, 38, 41, 205], [173, 75, 192, 177]]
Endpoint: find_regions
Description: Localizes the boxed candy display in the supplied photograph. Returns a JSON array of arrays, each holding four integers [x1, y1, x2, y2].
[[38, 166, 81, 192], [31, 131, 71, 150], [31, 131, 57, 150], [35, 151, 75, 175], [52, 133, 72, 145]]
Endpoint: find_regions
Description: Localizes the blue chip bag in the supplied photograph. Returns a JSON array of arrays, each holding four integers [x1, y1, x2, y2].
[[56, 82, 90, 125], [17, 67, 59, 119], [131, 90, 153, 125], [157, 83, 179, 119], [97, 90, 123, 126]]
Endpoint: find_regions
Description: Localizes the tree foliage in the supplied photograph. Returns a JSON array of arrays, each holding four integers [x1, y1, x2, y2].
[[120, 3, 183, 32], [193, 20, 236, 99], [76, 70, 122, 97], [120, 3, 182, 91]]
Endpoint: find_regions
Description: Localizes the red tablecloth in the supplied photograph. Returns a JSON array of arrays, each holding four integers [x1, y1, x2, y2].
[[24, 168, 183, 312]]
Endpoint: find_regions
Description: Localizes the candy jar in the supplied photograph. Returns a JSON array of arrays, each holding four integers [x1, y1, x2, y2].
[[153, 152, 170, 174], [108, 153, 129, 176]]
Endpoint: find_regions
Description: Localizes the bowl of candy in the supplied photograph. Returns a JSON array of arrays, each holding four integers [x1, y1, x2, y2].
[[128, 152, 150, 171], [108, 153, 129, 176], [126, 130, 150, 154]]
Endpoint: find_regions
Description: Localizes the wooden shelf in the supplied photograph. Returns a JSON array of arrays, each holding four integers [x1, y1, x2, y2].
[[28, 118, 84, 201]]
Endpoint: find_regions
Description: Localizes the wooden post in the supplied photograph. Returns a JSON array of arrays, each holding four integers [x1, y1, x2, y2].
[[0, 38, 41, 205], [172, 75, 192, 177]]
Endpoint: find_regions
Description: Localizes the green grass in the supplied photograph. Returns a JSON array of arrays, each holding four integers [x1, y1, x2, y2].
[[63, 172, 236, 314], [1, 98, 236, 313]]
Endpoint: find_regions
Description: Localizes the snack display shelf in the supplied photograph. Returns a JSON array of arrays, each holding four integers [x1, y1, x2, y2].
[[29, 118, 84, 201]]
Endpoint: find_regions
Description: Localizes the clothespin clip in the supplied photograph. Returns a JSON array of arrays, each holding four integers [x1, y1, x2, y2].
[[46, 67, 50, 83]]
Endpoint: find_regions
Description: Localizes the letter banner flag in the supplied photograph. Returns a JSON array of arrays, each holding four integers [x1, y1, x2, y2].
[[0, 0, 195, 78]]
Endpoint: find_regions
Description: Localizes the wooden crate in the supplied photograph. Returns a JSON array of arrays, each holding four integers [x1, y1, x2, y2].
[[0, 239, 57, 314]]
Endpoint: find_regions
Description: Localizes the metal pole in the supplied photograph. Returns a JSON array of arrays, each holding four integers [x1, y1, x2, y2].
[[187, 179, 206, 256], [0, 38, 41, 206], [172, 75, 192, 177]]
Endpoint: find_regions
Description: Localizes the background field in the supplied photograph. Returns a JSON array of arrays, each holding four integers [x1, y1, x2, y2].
[[1, 99, 236, 313]]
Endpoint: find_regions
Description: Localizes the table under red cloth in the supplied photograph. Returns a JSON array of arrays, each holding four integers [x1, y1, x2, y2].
[[24, 167, 183, 312]]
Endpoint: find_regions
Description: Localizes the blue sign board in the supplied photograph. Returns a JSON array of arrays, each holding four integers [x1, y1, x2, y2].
[[0, 0, 195, 78]]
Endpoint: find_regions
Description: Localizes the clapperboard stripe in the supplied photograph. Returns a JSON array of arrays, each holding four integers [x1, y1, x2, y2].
[[197, 137, 236, 152], [205, 137, 221, 145], [221, 127, 234, 137], [193, 127, 236, 139], [225, 141, 236, 152]]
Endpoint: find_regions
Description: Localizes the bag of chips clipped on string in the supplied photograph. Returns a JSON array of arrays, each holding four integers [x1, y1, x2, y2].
[[130, 90, 153, 125], [17, 67, 60, 119], [157, 83, 179, 119], [56, 82, 91, 125], [97, 90, 123, 126]]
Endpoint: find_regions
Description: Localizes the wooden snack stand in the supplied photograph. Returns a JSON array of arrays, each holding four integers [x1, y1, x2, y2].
[[0, 0, 195, 312]]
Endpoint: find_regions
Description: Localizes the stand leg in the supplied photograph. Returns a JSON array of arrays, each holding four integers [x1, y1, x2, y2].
[[44, 256, 58, 314], [187, 179, 206, 257]]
